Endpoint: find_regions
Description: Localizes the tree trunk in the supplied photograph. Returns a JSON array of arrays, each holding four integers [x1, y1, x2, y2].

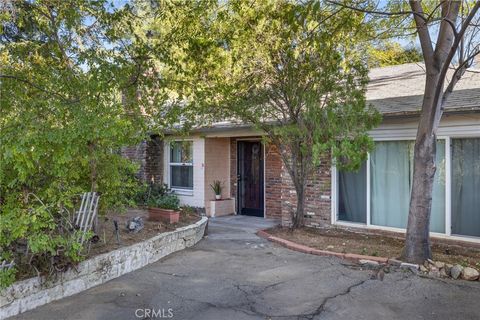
[[292, 182, 306, 229], [403, 73, 440, 263], [403, 134, 436, 263]]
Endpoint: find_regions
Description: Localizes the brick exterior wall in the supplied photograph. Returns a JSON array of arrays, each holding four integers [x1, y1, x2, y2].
[[121, 141, 147, 181], [229, 138, 330, 223], [145, 136, 164, 184], [204, 138, 231, 214], [128, 135, 332, 227], [229, 138, 238, 200], [264, 144, 283, 219], [280, 156, 332, 227], [121, 135, 163, 184]]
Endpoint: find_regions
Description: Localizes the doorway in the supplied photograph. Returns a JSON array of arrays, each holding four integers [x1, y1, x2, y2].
[[237, 141, 264, 217]]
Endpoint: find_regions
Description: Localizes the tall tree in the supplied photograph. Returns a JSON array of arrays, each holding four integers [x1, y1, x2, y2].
[[148, 0, 380, 227], [330, 0, 480, 263], [0, 0, 155, 287], [367, 42, 422, 67]]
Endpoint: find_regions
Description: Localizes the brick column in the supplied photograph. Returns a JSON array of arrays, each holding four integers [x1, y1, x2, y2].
[[121, 135, 164, 184], [280, 156, 332, 227]]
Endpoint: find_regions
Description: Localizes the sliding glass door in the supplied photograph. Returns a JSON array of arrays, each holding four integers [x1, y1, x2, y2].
[[451, 138, 480, 237], [370, 140, 445, 232], [337, 139, 446, 234]]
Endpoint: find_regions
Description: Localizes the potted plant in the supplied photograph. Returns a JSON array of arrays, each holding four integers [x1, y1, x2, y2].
[[210, 180, 223, 200], [148, 193, 181, 224]]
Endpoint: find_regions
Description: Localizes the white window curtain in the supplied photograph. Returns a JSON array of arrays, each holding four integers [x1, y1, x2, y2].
[[170, 141, 193, 189], [338, 162, 367, 223], [370, 140, 445, 233], [451, 138, 480, 237]]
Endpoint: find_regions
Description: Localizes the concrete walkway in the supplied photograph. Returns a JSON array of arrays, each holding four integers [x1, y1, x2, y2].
[[10, 215, 480, 320]]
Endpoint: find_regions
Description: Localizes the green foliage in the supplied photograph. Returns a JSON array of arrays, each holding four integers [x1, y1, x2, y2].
[[135, 183, 170, 206], [368, 42, 422, 68], [0, 268, 16, 289], [180, 205, 196, 216], [149, 193, 180, 211], [0, 1, 153, 287], [210, 180, 223, 196], [150, 0, 381, 227]]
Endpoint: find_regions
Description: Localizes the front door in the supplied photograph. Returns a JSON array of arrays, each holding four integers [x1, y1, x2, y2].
[[237, 141, 264, 217]]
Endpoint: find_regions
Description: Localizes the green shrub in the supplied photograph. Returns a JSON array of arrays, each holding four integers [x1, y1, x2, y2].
[[135, 183, 169, 206], [149, 193, 180, 211], [0, 268, 16, 289]]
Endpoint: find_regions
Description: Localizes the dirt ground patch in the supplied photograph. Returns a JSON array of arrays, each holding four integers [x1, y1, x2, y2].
[[267, 226, 480, 268], [88, 208, 201, 257], [14, 208, 201, 282]]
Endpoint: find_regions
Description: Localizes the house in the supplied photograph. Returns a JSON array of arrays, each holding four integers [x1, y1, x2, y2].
[[122, 63, 480, 243]]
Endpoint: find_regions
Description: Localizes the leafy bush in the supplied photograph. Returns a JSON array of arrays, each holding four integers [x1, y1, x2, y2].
[[149, 193, 180, 211], [135, 183, 169, 206], [180, 205, 196, 216], [0, 1, 147, 288]]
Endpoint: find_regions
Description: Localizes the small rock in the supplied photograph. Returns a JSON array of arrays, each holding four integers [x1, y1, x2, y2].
[[359, 259, 379, 266], [428, 269, 441, 278], [400, 262, 419, 272], [420, 265, 428, 273], [461, 267, 479, 281], [434, 261, 445, 269], [444, 263, 453, 275], [450, 264, 463, 279], [326, 245, 334, 249], [439, 268, 448, 278], [120, 292, 126, 297], [388, 258, 402, 266], [377, 269, 385, 281], [126, 217, 144, 233], [427, 258, 435, 265]]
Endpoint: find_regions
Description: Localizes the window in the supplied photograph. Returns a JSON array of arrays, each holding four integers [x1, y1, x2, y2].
[[169, 141, 193, 190], [451, 138, 480, 237], [338, 162, 367, 223], [370, 140, 445, 232], [337, 139, 445, 233]]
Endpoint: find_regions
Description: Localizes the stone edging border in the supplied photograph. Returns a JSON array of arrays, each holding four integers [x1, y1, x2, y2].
[[0, 217, 209, 320], [257, 229, 480, 281], [256, 229, 415, 268]]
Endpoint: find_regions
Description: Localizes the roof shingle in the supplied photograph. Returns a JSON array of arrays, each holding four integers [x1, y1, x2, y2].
[[367, 63, 480, 116]]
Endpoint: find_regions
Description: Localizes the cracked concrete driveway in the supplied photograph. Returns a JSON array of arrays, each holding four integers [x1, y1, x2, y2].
[[9, 216, 480, 320]]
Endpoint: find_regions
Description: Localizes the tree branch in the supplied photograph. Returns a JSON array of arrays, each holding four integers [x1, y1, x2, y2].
[[326, 0, 427, 20], [0, 74, 80, 103], [435, 1, 480, 114], [410, 0, 435, 68]]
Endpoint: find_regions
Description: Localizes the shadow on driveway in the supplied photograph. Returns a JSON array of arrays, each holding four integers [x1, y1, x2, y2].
[[10, 215, 480, 320]]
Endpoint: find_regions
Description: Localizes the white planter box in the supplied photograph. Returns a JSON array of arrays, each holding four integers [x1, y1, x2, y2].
[[209, 199, 235, 217]]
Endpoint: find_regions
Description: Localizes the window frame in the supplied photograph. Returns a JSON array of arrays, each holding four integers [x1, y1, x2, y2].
[[169, 140, 194, 192], [332, 136, 450, 238]]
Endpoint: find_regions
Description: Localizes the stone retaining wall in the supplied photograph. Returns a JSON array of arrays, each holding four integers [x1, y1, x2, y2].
[[0, 217, 208, 320]]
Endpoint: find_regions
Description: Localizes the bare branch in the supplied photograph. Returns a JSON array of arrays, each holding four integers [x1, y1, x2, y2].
[[443, 49, 480, 103], [326, 0, 427, 21], [410, 0, 434, 67], [435, 1, 480, 113]]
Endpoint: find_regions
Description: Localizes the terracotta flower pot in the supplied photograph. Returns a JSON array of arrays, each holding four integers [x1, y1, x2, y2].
[[148, 207, 180, 224]]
